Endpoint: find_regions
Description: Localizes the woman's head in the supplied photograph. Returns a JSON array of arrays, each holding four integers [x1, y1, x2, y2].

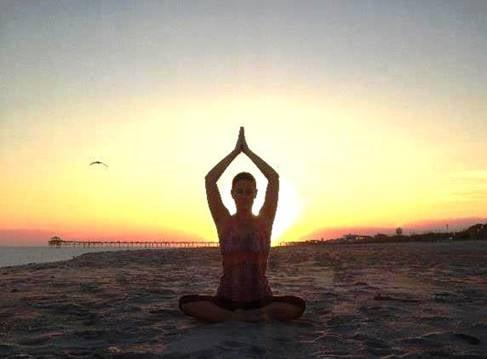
[[231, 172, 257, 212]]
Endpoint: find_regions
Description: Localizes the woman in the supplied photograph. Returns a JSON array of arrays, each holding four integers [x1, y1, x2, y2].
[[179, 127, 305, 322]]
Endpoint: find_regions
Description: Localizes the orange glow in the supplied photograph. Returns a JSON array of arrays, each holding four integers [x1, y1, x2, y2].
[[2, 88, 487, 246]]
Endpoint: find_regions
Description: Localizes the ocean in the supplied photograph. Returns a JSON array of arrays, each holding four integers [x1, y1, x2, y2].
[[0, 246, 155, 268]]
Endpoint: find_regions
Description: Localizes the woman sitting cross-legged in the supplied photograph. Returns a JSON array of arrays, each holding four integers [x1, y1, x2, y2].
[[179, 127, 305, 322]]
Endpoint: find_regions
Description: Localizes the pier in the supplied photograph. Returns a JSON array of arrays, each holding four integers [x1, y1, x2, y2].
[[48, 237, 218, 248], [48, 236, 305, 248]]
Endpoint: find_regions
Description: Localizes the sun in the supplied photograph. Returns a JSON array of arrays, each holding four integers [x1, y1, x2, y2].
[[269, 177, 301, 246]]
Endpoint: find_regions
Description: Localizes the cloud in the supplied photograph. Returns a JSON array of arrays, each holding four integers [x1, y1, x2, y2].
[[403, 217, 487, 232], [451, 170, 487, 181], [446, 169, 487, 201], [450, 189, 487, 201], [0, 229, 56, 246]]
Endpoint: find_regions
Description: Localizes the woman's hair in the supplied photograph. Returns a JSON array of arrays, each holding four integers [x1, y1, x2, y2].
[[232, 172, 256, 188]]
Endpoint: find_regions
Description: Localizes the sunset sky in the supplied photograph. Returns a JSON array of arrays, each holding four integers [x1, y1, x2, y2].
[[1, 1, 486, 246]]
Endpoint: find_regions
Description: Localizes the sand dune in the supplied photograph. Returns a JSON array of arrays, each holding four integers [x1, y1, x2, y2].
[[0, 241, 486, 358]]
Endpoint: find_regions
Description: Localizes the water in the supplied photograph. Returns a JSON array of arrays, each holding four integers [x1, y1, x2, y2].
[[0, 246, 159, 268]]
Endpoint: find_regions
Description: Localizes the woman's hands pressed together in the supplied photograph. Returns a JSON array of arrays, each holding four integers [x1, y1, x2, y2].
[[229, 126, 278, 180], [234, 126, 250, 155]]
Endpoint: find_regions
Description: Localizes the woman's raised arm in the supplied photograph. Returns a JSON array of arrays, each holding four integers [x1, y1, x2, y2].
[[205, 148, 239, 183], [240, 128, 278, 180], [241, 128, 279, 225], [204, 129, 243, 225]]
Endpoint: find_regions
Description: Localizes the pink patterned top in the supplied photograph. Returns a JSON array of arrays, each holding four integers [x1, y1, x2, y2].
[[215, 215, 273, 302]]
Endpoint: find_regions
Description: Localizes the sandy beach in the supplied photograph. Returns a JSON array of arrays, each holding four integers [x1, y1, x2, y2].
[[0, 241, 486, 358]]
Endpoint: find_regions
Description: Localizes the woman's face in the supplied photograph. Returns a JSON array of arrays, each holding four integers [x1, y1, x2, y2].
[[231, 180, 257, 211]]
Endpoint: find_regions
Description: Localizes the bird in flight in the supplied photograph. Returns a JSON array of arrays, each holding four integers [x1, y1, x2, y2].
[[89, 161, 109, 168]]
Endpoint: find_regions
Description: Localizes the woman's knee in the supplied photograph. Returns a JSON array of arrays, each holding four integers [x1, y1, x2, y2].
[[179, 295, 214, 310]]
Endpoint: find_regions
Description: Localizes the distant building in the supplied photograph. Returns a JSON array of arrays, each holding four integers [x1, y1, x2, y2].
[[465, 224, 487, 240], [343, 234, 358, 241], [306, 240, 321, 245], [48, 236, 64, 247], [341, 234, 374, 242]]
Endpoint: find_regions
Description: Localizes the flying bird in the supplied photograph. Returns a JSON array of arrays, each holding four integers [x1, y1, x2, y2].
[[89, 161, 109, 168]]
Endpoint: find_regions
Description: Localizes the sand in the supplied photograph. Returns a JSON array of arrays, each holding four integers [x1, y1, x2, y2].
[[0, 241, 486, 358]]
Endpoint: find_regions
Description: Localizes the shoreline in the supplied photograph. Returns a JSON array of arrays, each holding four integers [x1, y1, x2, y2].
[[1, 238, 484, 270]]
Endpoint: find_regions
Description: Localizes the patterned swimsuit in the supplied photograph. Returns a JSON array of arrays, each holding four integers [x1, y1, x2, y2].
[[215, 215, 273, 303], [178, 215, 305, 314]]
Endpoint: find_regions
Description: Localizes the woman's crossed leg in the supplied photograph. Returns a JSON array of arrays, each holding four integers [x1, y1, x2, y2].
[[179, 295, 305, 322]]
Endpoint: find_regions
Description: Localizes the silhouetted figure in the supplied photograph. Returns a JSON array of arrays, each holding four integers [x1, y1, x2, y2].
[[179, 127, 305, 322]]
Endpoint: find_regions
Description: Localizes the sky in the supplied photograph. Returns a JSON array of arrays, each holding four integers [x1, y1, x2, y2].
[[1, 1, 487, 246]]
